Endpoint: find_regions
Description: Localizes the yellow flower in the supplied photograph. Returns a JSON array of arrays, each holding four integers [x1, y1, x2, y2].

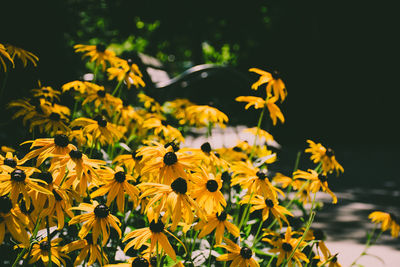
[[69, 201, 122, 246], [4, 44, 38, 67], [195, 211, 240, 245], [0, 43, 14, 71], [90, 166, 140, 212], [81, 84, 122, 116], [235, 96, 266, 109], [305, 140, 344, 175], [107, 59, 145, 89], [142, 117, 184, 143], [62, 234, 108, 266], [0, 151, 25, 170], [266, 95, 285, 125], [243, 127, 274, 143], [31, 86, 61, 102], [113, 149, 144, 177], [0, 195, 29, 244], [163, 98, 195, 124], [185, 105, 228, 128], [216, 237, 260, 267], [28, 104, 71, 135], [249, 68, 287, 102], [138, 93, 162, 113], [269, 226, 309, 267], [369, 211, 400, 237], [74, 43, 118, 71]]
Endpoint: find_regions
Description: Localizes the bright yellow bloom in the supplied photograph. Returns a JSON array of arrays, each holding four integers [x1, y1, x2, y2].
[[62, 234, 108, 266], [195, 211, 240, 244], [235, 96, 266, 109], [305, 140, 344, 175], [185, 105, 228, 128], [0, 151, 26, 170], [69, 201, 121, 246], [4, 44, 38, 67], [31, 86, 61, 102], [249, 68, 287, 102], [142, 117, 184, 143], [266, 95, 285, 125], [369, 211, 400, 237], [28, 104, 71, 135], [163, 98, 195, 124], [216, 237, 260, 267], [107, 59, 145, 89], [138, 93, 162, 113], [74, 44, 118, 71], [0, 43, 14, 71], [0, 196, 29, 244]]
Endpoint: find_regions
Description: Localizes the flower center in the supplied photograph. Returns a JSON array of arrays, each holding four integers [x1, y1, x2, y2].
[[325, 148, 334, 157], [96, 44, 106, 53], [11, 169, 26, 182], [164, 142, 180, 152], [114, 171, 126, 183], [132, 150, 143, 161], [132, 257, 149, 267], [149, 220, 164, 233], [232, 146, 242, 152], [163, 152, 177, 166], [94, 204, 109, 218], [54, 134, 69, 147], [256, 170, 267, 180], [49, 112, 60, 121], [97, 90, 106, 98], [313, 229, 325, 240], [69, 149, 83, 159], [206, 180, 218, 192], [240, 247, 253, 259], [171, 177, 187, 194], [282, 242, 293, 252], [216, 211, 227, 221], [201, 142, 212, 153], [95, 115, 108, 127], [38, 172, 53, 184], [318, 174, 327, 183], [4, 158, 17, 168], [265, 198, 274, 208], [221, 171, 231, 182], [272, 70, 281, 80], [0, 196, 12, 214], [40, 241, 51, 251], [52, 189, 63, 201]]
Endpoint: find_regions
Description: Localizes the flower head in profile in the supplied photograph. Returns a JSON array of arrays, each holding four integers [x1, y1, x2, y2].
[[185, 105, 228, 128], [107, 58, 145, 89], [68, 201, 122, 246], [216, 237, 260, 267], [369, 211, 400, 238], [0, 43, 14, 71], [266, 95, 285, 125], [81, 84, 122, 116], [305, 140, 344, 175], [249, 68, 287, 102], [4, 44, 38, 67], [236, 96, 266, 110], [0, 195, 29, 244], [74, 43, 118, 71], [31, 85, 61, 102], [62, 234, 108, 266]]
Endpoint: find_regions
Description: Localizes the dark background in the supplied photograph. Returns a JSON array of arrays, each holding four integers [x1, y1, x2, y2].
[[1, 0, 398, 148]]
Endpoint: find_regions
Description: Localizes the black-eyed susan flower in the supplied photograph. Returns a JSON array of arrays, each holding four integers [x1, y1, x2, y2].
[[266, 95, 285, 125], [123, 216, 177, 261], [240, 195, 292, 228], [369, 211, 400, 238], [17, 237, 69, 266], [243, 127, 274, 144], [113, 149, 144, 177], [194, 142, 229, 169], [235, 96, 266, 110], [8, 98, 51, 128], [74, 43, 118, 71], [69, 201, 122, 246], [0, 151, 25, 170], [305, 140, 344, 175], [216, 237, 260, 267], [142, 117, 184, 143], [138, 93, 162, 113], [195, 211, 240, 245], [107, 58, 145, 89], [293, 169, 338, 204], [70, 116, 124, 146], [29, 105, 71, 135], [4, 44, 38, 67], [62, 80, 88, 94], [0, 195, 29, 244], [0, 43, 14, 71], [269, 226, 309, 267], [185, 105, 228, 128], [191, 167, 226, 215], [62, 234, 108, 266], [249, 68, 287, 102], [81, 85, 122, 116], [31, 85, 61, 102], [163, 98, 195, 125], [90, 166, 140, 212]]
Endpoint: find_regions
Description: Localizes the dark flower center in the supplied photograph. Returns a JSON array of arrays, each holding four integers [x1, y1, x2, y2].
[[161, 120, 168, 126], [318, 174, 327, 183], [11, 169, 26, 182], [240, 247, 253, 259], [49, 112, 61, 121], [282, 242, 293, 252], [52, 189, 63, 201], [149, 220, 164, 233], [114, 171, 126, 183], [206, 180, 218, 192], [96, 44, 106, 53], [313, 229, 325, 240], [85, 234, 93, 245], [54, 134, 69, 147], [132, 257, 149, 267], [0, 196, 12, 214], [171, 177, 187, 194], [163, 152, 177, 165], [216, 211, 227, 221], [265, 198, 274, 208], [132, 150, 143, 161], [94, 204, 109, 218], [325, 148, 334, 157], [40, 241, 51, 251], [123, 99, 130, 107], [97, 90, 106, 98], [331, 255, 338, 263], [69, 149, 83, 159], [4, 158, 17, 168], [19, 199, 34, 214], [256, 171, 267, 180], [272, 70, 281, 80], [38, 172, 53, 184], [232, 146, 242, 152], [164, 142, 180, 152], [42, 89, 49, 94], [95, 115, 108, 127], [214, 152, 220, 158], [221, 171, 231, 182], [201, 142, 212, 153]]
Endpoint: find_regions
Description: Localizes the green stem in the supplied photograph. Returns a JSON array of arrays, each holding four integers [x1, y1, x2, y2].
[[13, 217, 42, 267], [238, 192, 254, 231], [207, 234, 216, 267], [266, 255, 276, 267], [249, 105, 266, 161], [252, 220, 264, 249], [350, 226, 381, 266], [112, 79, 124, 96]]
